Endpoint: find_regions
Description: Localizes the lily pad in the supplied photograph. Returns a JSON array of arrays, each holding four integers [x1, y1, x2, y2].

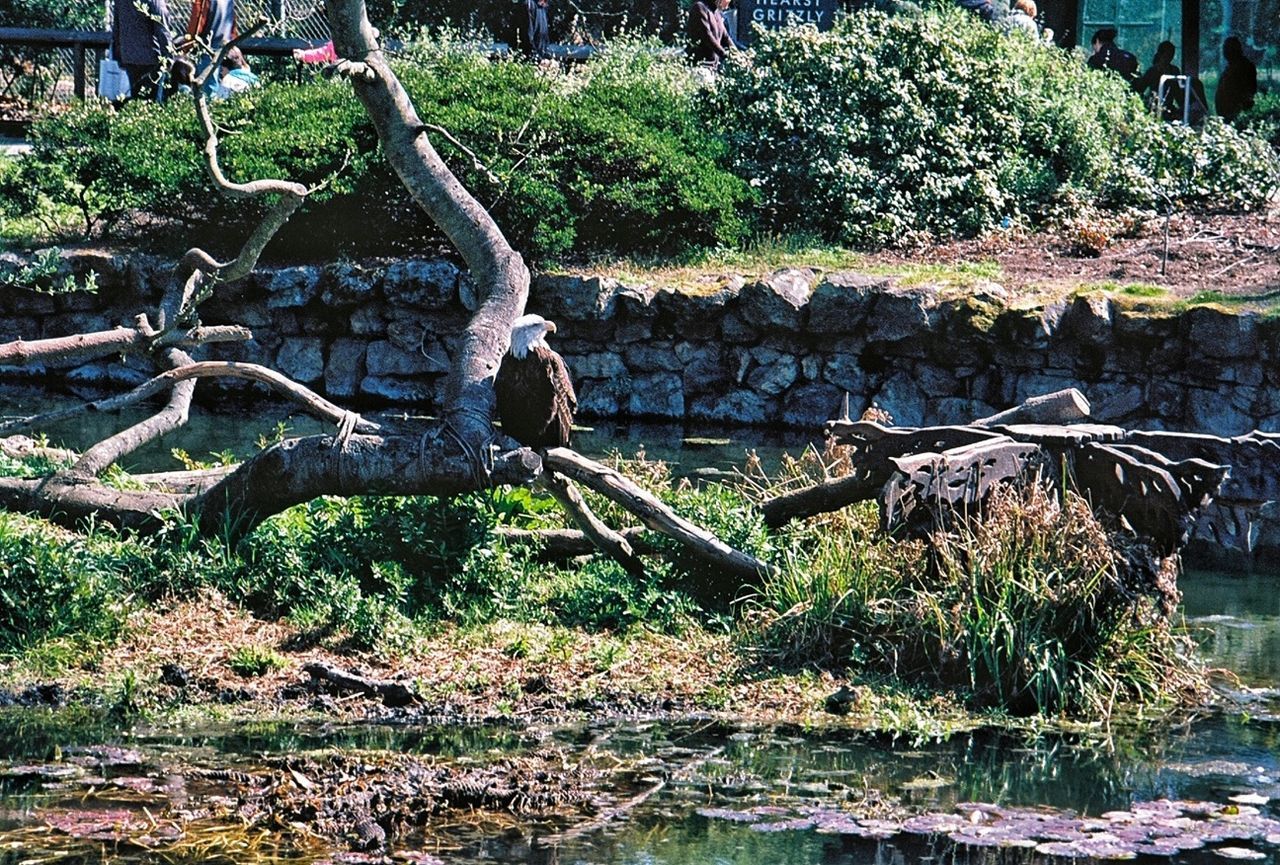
[[1213, 847, 1267, 860], [1229, 794, 1271, 806]]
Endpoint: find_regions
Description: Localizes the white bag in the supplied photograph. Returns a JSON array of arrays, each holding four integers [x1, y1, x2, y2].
[[98, 52, 131, 100]]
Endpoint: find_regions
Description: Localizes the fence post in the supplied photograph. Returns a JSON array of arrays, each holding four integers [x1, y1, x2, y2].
[[74, 41, 87, 98]]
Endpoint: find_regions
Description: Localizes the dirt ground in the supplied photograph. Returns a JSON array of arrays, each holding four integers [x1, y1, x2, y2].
[[865, 210, 1280, 302]]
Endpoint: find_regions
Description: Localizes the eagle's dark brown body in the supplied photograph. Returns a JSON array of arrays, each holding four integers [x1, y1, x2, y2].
[[495, 344, 577, 449]]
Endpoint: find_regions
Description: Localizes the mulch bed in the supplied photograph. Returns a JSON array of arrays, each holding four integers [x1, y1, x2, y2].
[[864, 210, 1280, 302]]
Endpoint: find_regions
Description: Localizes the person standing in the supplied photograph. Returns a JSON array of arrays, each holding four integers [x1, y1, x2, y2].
[[1087, 27, 1138, 84], [1216, 37, 1257, 121], [523, 0, 551, 61], [687, 0, 735, 71], [111, 0, 174, 102], [1006, 0, 1038, 36], [182, 0, 236, 95], [1134, 41, 1182, 120]]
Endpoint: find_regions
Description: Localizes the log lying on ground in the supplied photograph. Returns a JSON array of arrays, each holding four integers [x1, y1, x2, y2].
[[303, 661, 419, 707], [973, 388, 1091, 427]]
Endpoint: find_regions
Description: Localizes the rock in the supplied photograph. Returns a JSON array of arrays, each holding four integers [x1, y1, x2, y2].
[[381, 260, 460, 309], [531, 274, 655, 323], [360, 375, 438, 404], [747, 350, 798, 396], [930, 397, 997, 425], [782, 383, 844, 428], [266, 266, 322, 309], [325, 338, 366, 399], [677, 343, 728, 395], [1186, 307, 1259, 360], [1062, 293, 1113, 346], [721, 311, 758, 343], [1187, 386, 1254, 435], [575, 378, 623, 416], [823, 354, 868, 395], [349, 304, 387, 336], [873, 371, 928, 427], [365, 339, 448, 376], [689, 389, 773, 424], [1086, 381, 1146, 422], [868, 285, 938, 343], [807, 272, 888, 334], [65, 360, 150, 388], [567, 351, 626, 380], [738, 268, 813, 332], [277, 337, 325, 384], [320, 261, 377, 306], [624, 341, 681, 372], [628, 372, 683, 417]]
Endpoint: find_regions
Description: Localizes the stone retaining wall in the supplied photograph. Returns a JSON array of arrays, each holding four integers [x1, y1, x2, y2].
[[2, 251, 1277, 437]]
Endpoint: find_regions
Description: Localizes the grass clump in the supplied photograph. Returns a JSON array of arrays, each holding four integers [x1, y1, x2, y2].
[[741, 449, 1198, 718], [227, 645, 288, 677]]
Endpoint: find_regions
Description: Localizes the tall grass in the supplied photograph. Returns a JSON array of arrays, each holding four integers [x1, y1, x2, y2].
[[742, 478, 1199, 717]]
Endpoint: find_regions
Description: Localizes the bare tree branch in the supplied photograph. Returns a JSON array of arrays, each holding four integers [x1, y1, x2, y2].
[[543, 448, 776, 582], [539, 471, 646, 576]]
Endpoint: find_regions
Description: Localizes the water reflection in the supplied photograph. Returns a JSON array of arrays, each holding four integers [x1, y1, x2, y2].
[[0, 384, 815, 475]]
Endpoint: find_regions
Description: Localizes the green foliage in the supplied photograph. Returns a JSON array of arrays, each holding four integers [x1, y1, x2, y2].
[[714, 8, 1280, 247], [227, 645, 287, 677], [743, 481, 1195, 717], [0, 513, 146, 653], [12, 41, 749, 261], [0, 0, 99, 28], [1236, 91, 1280, 153]]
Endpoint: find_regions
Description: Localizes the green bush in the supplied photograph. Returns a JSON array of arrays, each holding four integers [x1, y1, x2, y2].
[[11, 40, 750, 261], [714, 8, 1279, 246], [0, 513, 144, 652], [1237, 91, 1280, 153]]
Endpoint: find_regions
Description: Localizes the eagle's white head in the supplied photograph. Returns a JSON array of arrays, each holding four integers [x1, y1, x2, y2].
[[509, 314, 557, 359]]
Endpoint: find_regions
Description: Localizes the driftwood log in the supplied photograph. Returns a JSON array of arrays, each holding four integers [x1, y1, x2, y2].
[[767, 388, 1250, 562]]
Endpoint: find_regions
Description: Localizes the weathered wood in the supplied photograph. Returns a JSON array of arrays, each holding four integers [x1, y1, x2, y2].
[[993, 423, 1128, 445], [1124, 429, 1280, 504], [539, 471, 646, 577], [1069, 442, 1220, 555], [882, 439, 1043, 533], [544, 448, 775, 581], [761, 467, 884, 528], [494, 525, 657, 559], [974, 388, 1091, 427], [304, 661, 418, 707]]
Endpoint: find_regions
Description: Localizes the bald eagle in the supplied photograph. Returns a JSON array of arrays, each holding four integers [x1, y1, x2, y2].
[[495, 314, 577, 449]]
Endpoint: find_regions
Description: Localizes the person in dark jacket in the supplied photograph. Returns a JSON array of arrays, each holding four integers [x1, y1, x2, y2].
[[954, 0, 998, 22], [1216, 37, 1257, 120], [1087, 27, 1138, 83], [522, 0, 551, 61], [111, 0, 175, 101], [687, 0, 735, 70], [1134, 41, 1183, 120]]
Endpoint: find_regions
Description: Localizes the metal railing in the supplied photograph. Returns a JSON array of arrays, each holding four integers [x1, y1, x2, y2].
[[0, 3, 330, 118]]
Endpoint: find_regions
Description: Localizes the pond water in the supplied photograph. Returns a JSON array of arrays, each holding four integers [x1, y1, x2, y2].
[[1, 388, 1279, 864], [0, 383, 812, 475]]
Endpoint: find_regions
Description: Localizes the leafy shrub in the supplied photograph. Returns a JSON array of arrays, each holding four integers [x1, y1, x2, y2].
[[1237, 91, 1280, 153], [228, 644, 287, 677], [0, 513, 143, 652], [12, 40, 750, 261], [714, 8, 1279, 246]]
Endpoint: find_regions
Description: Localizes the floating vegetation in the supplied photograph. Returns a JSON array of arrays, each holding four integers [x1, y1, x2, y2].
[[697, 798, 1280, 860]]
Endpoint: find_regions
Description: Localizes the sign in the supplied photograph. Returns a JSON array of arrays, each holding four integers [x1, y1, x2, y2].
[[734, 0, 839, 43]]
